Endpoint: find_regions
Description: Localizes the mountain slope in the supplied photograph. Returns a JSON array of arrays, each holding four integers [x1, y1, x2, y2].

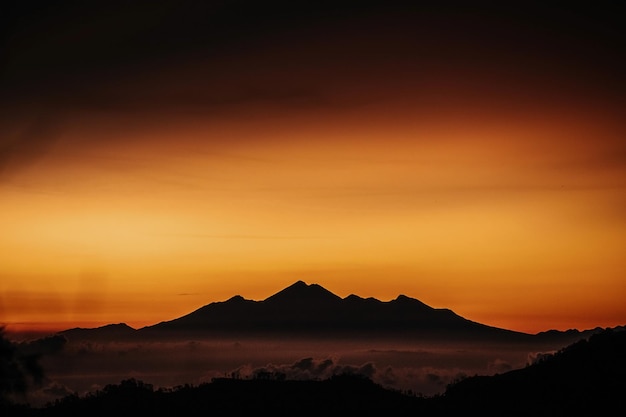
[[51, 281, 618, 346], [139, 281, 528, 342], [264, 280, 342, 306], [59, 323, 136, 342], [441, 327, 626, 415]]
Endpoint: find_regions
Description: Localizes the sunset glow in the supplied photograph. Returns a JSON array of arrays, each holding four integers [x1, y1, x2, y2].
[[2, 2, 624, 335]]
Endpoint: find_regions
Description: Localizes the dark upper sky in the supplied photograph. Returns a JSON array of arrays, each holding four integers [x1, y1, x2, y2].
[[2, 1, 625, 114]]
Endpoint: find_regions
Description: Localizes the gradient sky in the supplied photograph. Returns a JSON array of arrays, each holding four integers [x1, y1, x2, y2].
[[1, 1, 625, 334]]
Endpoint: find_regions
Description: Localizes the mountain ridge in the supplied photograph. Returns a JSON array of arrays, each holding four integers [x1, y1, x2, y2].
[[263, 280, 342, 306], [53, 281, 622, 345], [137, 280, 522, 341]]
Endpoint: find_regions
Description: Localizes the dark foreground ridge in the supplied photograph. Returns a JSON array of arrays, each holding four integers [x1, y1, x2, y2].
[[441, 327, 626, 415], [3, 328, 624, 416]]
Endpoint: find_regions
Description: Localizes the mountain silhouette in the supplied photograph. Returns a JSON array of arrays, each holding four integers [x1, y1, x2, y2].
[[135, 281, 527, 342], [59, 323, 136, 342], [53, 281, 619, 345], [263, 280, 342, 307]]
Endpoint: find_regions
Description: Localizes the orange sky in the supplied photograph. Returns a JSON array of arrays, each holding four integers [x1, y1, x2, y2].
[[1, 2, 625, 335]]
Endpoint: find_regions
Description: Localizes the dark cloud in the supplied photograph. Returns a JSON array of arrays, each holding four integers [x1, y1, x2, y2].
[[3, 1, 625, 108], [378, 366, 398, 386], [487, 358, 513, 374], [41, 382, 74, 398], [227, 356, 460, 396], [1, 1, 624, 180], [317, 358, 334, 373], [0, 329, 66, 403], [238, 357, 379, 382], [0, 115, 60, 179], [292, 357, 315, 372], [426, 373, 442, 384], [527, 351, 556, 366], [15, 380, 75, 408], [16, 335, 67, 357]]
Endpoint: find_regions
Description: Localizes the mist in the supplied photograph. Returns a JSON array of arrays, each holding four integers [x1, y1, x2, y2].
[[15, 335, 557, 407]]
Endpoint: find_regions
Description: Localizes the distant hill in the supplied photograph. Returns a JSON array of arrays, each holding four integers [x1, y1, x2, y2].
[[11, 374, 424, 417], [59, 323, 136, 342]]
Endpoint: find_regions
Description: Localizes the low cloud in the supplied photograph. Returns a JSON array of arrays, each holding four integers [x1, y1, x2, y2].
[[527, 351, 556, 366], [16, 335, 67, 357], [222, 357, 471, 396], [0, 115, 60, 180], [16, 380, 76, 408], [229, 357, 367, 381], [32, 338, 537, 400], [487, 358, 513, 374]]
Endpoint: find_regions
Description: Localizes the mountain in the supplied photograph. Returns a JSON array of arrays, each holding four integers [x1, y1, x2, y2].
[[59, 323, 136, 342], [264, 280, 342, 307], [137, 280, 527, 342], [532, 325, 626, 344], [52, 281, 618, 345]]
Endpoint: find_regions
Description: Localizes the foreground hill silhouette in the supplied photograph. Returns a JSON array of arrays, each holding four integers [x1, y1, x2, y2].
[[440, 327, 626, 416], [3, 328, 623, 416], [58, 281, 606, 344]]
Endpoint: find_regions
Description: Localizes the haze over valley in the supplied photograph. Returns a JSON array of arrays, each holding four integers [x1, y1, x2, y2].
[[6, 281, 618, 406]]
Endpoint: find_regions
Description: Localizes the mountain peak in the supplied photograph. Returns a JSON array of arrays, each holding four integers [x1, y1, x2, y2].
[[263, 281, 342, 306], [344, 294, 363, 301], [392, 294, 433, 310]]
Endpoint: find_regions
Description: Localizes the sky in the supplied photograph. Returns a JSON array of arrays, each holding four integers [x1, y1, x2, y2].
[[1, 1, 625, 335]]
